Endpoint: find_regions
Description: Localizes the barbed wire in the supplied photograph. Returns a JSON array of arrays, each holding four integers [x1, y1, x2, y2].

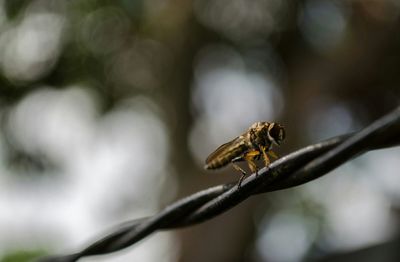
[[39, 106, 400, 262]]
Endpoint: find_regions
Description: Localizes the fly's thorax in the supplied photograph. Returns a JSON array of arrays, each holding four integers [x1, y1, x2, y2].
[[244, 132, 253, 148], [248, 122, 272, 148]]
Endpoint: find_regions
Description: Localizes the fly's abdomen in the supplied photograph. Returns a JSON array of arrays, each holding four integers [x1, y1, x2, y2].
[[204, 156, 234, 170], [204, 139, 247, 170]]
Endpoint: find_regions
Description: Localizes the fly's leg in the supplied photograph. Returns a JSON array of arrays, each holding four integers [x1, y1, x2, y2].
[[232, 150, 261, 188], [244, 150, 259, 177], [237, 170, 246, 189], [231, 158, 247, 189], [268, 150, 279, 159], [260, 146, 271, 167]]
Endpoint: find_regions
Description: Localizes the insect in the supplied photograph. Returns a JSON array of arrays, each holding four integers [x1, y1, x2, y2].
[[204, 122, 285, 187]]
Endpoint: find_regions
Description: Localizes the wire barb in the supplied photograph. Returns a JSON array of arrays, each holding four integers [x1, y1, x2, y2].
[[38, 106, 400, 262]]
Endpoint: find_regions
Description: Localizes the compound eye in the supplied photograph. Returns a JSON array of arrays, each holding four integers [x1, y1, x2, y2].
[[269, 124, 285, 144]]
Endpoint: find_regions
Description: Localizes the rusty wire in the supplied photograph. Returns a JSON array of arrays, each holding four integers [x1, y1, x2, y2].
[[39, 106, 400, 262]]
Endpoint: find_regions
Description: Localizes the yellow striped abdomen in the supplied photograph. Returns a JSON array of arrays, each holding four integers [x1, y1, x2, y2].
[[204, 138, 247, 169]]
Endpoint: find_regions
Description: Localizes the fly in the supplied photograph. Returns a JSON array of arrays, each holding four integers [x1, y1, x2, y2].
[[204, 122, 285, 187]]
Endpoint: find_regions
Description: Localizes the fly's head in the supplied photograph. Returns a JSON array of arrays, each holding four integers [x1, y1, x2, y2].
[[267, 123, 285, 146], [249, 122, 285, 147]]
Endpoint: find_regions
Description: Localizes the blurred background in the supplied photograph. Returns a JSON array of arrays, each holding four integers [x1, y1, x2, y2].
[[0, 0, 399, 261]]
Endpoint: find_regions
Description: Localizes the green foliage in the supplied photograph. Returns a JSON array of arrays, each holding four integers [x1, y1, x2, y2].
[[1, 249, 47, 262]]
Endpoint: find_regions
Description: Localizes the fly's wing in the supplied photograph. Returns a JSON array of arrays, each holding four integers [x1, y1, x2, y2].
[[205, 136, 246, 168], [205, 141, 234, 164]]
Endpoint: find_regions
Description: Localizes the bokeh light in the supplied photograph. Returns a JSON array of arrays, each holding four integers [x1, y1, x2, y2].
[[305, 101, 358, 141], [256, 210, 317, 262], [299, 0, 349, 53], [79, 7, 129, 56], [0, 11, 66, 82], [194, 0, 290, 42], [0, 87, 177, 260]]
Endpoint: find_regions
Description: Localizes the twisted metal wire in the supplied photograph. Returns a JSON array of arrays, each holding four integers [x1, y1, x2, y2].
[[39, 106, 400, 262]]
